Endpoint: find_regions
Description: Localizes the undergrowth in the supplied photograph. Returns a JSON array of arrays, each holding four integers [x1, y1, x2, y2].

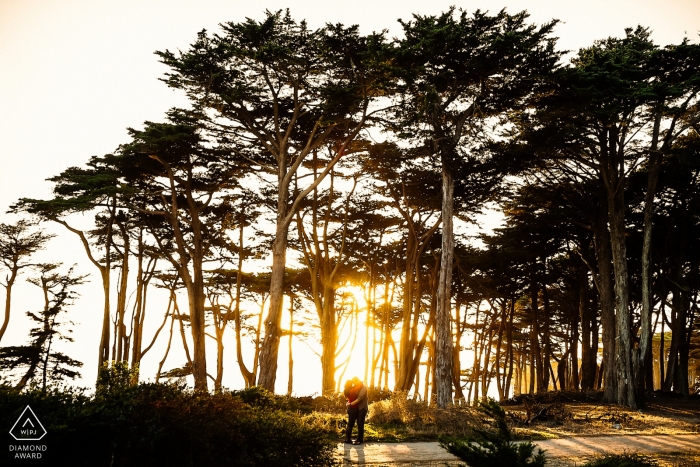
[[440, 398, 547, 467], [0, 369, 334, 467]]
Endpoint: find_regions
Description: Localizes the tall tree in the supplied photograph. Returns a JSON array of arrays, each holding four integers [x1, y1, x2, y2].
[[14, 157, 122, 375], [293, 160, 358, 393], [0, 220, 53, 342], [109, 109, 238, 391], [0, 264, 86, 391], [157, 11, 390, 390], [637, 39, 700, 397], [361, 142, 442, 393], [521, 27, 698, 407], [393, 8, 560, 406]]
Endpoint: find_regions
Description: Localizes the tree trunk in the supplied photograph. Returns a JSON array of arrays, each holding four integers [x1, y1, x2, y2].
[[606, 175, 637, 408], [452, 340, 465, 402], [470, 307, 481, 402], [214, 321, 224, 392], [580, 259, 598, 390], [233, 222, 255, 387], [480, 323, 494, 401], [435, 163, 454, 408], [131, 240, 157, 378], [571, 299, 580, 391], [287, 298, 294, 396], [639, 113, 663, 398], [542, 285, 552, 391], [54, 214, 113, 378], [131, 239, 144, 370], [320, 285, 337, 394], [0, 267, 18, 342], [676, 294, 692, 396], [168, 202, 208, 392], [257, 216, 289, 391], [115, 226, 130, 363], [529, 265, 540, 393], [593, 195, 617, 402], [156, 311, 176, 384], [504, 296, 515, 398], [253, 298, 265, 383]]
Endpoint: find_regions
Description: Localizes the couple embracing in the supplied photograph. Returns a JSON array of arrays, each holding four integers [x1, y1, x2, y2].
[[343, 376, 367, 445]]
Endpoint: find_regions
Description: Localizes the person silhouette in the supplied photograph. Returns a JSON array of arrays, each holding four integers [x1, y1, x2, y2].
[[343, 376, 368, 445]]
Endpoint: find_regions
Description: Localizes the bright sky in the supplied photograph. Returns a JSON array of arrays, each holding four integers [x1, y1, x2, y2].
[[0, 0, 699, 395]]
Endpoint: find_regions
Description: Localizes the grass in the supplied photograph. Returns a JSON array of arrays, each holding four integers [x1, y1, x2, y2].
[[304, 390, 483, 442], [499, 392, 700, 440], [321, 391, 700, 467], [305, 390, 700, 443], [547, 453, 700, 467], [503, 402, 700, 439]]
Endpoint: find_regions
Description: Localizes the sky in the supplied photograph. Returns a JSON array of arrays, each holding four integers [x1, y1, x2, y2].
[[0, 0, 699, 395]]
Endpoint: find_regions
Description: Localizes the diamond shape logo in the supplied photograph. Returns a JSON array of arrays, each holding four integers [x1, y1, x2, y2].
[[9, 406, 46, 441]]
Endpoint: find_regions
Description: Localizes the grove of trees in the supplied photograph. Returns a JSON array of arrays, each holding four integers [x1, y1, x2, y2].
[[2, 9, 699, 410]]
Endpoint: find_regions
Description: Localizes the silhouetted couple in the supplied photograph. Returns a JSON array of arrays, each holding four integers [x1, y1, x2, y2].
[[343, 376, 367, 445]]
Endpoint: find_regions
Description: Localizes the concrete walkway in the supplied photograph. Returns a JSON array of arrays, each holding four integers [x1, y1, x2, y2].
[[336, 434, 700, 465]]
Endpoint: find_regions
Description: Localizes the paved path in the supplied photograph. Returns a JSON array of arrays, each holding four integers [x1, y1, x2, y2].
[[336, 434, 700, 465]]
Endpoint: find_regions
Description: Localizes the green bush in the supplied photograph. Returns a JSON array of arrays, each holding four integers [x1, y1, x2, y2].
[[0, 383, 334, 467], [439, 399, 546, 467], [95, 361, 140, 393], [581, 453, 660, 467]]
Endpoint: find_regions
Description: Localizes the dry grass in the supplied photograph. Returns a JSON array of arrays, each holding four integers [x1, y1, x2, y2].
[[361, 391, 481, 441], [310, 390, 700, 448], [338, 454, 700, 467], [504, 393, 700, 439], [546, 453, 700, 467]]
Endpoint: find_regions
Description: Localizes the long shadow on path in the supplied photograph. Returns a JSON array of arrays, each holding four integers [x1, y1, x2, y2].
[[336, 434, 700, 465]]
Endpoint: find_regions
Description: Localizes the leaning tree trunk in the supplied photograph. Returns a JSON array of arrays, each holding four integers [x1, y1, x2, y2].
[[257, 210, 290, 391], [435, 159, 454, 408], [0, 267, 18, 343], [75, 224, 111, 377]]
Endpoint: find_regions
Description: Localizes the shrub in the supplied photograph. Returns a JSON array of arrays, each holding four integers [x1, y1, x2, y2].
[[439, 399, 546, 467], [581, 453, 660, 467], [95, 361, 139, 394], [0, 383, 335, 467], [229, 386, 304, 411]]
